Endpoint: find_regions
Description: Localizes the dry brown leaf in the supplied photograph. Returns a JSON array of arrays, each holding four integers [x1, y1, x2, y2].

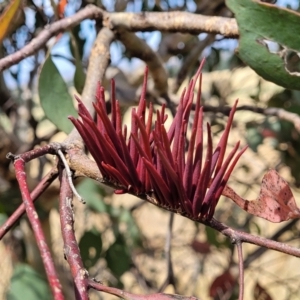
[[223, 169, 300, 222]]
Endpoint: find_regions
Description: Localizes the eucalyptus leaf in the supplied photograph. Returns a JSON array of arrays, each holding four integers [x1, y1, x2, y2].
[[227, 0, 300, 90], [38, 55, 77, 133]]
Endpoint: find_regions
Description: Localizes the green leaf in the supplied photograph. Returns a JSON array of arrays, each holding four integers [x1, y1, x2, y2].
[[74, 59, 86, 94], [105, 234, 131, 278], [227, 0, 300, 90], [79, 228, 102, 268], [7, 264, 51, 300], [38, 55, 77, 133], [77, 179, 107, 213]]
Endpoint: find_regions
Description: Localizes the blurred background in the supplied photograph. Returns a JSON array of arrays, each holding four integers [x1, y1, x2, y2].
[[1, 0, 300, 299]]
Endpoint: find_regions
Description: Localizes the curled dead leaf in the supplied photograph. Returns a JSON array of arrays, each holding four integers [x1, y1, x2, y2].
[[223, 170, 300, 222]]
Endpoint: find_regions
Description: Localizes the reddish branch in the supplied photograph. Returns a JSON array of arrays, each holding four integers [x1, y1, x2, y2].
[[59, 170, 88, 300], [7, 148, 64, 300], [207, 218, 300, 258]]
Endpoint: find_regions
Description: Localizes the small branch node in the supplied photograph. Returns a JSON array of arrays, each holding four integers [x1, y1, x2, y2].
[[6, 152, 17, 161]]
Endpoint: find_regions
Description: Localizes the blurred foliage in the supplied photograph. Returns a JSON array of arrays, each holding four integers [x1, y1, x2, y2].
[[7, 264, 51, 300], [0, 0, 300, 299]]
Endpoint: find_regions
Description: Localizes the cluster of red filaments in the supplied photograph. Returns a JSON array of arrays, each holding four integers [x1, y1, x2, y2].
[[69, 62, 247, 221]]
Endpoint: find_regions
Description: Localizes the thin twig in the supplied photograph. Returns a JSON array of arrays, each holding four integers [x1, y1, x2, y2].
[[206, 218, 300, 258], [0, 166, 59, 240], [159, 213, 176, 292], [57, 149, 85, 203], [8, 154, 64, 300], [59, 170, 88, 300], [244, 219, 299, 268], [236, 241, 244, 300], [88, 279, 200, 299], [0, 5, 103, 71]]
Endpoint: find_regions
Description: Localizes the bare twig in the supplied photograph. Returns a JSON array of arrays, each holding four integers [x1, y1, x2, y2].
[[206, 218, 300, 258], [88, 279, 200, 299], [59, 170, 88, 300], [244, 219, 299, 268], [0, 166, 59, 240], [7, 152, 64, 300], [236, 241, 244, 300], [104, 11, 238, 37], [159, 213, 176, 292], [0, 5, 103, 71]]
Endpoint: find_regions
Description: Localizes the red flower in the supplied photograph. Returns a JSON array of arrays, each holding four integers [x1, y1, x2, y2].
[[69, 61, 247, 221]]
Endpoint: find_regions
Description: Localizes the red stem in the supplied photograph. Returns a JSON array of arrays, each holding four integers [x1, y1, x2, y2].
[[59, 170, 88, 300], [13, 158, 64, 300]]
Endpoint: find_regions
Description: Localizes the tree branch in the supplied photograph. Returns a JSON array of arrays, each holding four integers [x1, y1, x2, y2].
[[0, 5, 103, 72], [0, 7, 238, 72], [159, 213, 176, 292], [59, 169, 88, 300], [7, 150, 64, 300], [206, 218, 300, 258], [236, 241, 244, 300], [65, 27, 114, 144], [104, 11, 238, 37]]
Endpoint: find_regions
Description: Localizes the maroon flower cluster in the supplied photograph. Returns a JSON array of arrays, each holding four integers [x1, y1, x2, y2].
[[69, 62, 247, 221]]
